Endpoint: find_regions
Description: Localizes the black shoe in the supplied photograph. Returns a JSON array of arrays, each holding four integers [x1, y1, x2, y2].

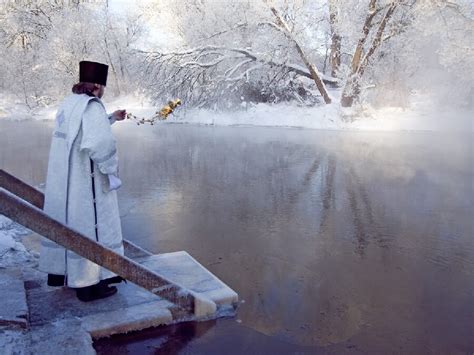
[[76, 283, 118, 302], [47, 274, 65, 287], [101, 276, 127, 285]]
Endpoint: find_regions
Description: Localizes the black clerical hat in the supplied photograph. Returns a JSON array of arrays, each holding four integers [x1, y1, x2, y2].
[[79, 61, 108, 86]]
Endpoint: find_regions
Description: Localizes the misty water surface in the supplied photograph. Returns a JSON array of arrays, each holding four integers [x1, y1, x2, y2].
[[1, 120, 472, 354]]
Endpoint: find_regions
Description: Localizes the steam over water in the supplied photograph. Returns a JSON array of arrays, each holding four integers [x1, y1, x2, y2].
[[1, 120, 472, 353]]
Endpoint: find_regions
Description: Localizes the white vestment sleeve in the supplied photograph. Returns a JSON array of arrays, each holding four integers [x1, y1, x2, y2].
[[80, 101, 119, 175], [107, 113, 116, 125], [108, 174, 122, 191]]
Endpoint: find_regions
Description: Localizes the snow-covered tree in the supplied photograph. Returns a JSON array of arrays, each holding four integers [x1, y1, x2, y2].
[[137, 0, 337, 109], [0, 0, 471, 113], [333, 0, 473, 108], [0, 0, 144, 106], [404, 0, 474, 107]]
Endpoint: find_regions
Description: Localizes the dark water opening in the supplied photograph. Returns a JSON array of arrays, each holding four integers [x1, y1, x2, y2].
[[93, 318, 319, 354], [1, 120, 472, 353]]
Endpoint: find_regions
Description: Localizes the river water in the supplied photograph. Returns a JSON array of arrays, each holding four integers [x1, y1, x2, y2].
[[1, 120, 472, 353]]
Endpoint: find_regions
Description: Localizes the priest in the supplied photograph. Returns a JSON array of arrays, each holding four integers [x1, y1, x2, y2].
[[39, 60, 127, 302]]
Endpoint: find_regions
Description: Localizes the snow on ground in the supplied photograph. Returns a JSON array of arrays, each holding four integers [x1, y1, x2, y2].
[[0, 215, 35, 268], [1, 93, 472, 132], [349, 98, 473, 132], [0, 94, 57, 121], [104, 93, 474, 132]]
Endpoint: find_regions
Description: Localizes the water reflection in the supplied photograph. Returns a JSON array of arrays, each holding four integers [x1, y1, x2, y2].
[[94, 319, 216, 354], [1, 120, 472, 353]]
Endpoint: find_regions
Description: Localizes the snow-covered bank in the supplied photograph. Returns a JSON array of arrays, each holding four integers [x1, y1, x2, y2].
[[78, 94, 474, 133], [1, 94, 472, 132], [166, 103, 472, 132], [0, 94, 57, 121]]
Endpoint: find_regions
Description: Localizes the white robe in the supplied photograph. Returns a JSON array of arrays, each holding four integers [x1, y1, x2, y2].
[[39, 93, 124, 288]]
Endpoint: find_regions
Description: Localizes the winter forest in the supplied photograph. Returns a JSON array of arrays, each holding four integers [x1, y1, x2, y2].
[[1, 1, 473, 353], [0, 0, 472, 126]]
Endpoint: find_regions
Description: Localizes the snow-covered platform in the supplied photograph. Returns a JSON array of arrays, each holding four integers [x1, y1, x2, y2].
[[26, 250, 238, 336], [0, 237, 238, 353], [27, 250, 237, 332]]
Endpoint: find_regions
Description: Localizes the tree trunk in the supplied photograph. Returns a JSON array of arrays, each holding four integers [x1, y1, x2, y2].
[[269, 6, 332, 104], [340, 0, 378, 107], [350, 0, 378, 73], [340, 75, 360, 107], [104, 1, 121, 95], [341, 0, 397, 107], [358, 2, 398, 78], [330, 34, 341, 78], [328, 0, 341, 77]]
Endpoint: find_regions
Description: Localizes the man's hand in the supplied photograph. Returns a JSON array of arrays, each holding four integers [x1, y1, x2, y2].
[[112, 109, 127, 121]]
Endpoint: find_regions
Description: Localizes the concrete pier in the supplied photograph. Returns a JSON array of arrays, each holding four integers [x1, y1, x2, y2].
[[0, 232, 238, 354]]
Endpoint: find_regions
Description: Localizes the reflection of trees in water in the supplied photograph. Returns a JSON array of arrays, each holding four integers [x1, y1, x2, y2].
[[287, 156, 322, 206], [271, 151, 379, 260], [346, 165, 374, 256], [347, 164, 398, 255], [303, 158, 322, 187], [316, 153, 377, 256], [319, 154, 336, 232]]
